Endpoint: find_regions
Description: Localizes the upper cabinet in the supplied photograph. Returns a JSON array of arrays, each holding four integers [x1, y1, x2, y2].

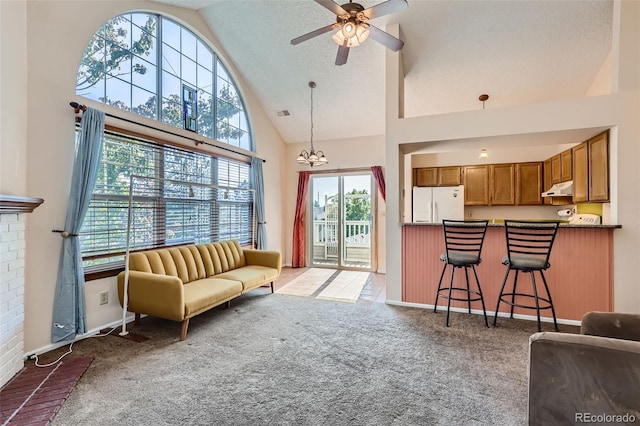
[[550, 149, 572, 185], [414, 166, 461, 187], [516, 162, 543, 205], [571, 130, 609, 203], [438, 166, 462, 186], [463, 165, 489, 205], [588, 132, 609, 202], [561, 149, 573, 182], [551, 154, 562, 184], [543, 158, 552, 205], [414, 167, 438, 187], [489, 163, 515, 205], [572, 142, 589, 203]]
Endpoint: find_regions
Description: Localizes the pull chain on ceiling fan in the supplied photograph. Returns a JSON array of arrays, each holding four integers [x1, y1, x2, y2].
[[291, 0, 408, 65]]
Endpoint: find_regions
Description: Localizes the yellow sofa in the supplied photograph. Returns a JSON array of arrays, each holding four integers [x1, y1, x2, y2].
[[117, 240, 281, 340]]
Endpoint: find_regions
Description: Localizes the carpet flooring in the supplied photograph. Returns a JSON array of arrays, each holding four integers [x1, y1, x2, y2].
[[30, 291, 570, 426]]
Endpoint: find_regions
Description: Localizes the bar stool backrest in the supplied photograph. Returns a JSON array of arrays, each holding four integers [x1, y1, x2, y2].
[[504, 221, 560, 270], [442, 220, 489, 266]]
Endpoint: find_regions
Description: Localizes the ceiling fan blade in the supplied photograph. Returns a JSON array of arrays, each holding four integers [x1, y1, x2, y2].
[[291, 23, 339, 45], [335, 45, 349, 66], [362, 0, 408, 20], [314, 0, 348, 17], [368, 25, 404, 51]]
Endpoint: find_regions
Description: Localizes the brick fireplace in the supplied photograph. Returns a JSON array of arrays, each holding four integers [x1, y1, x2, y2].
[[0, 195, 43, 388]]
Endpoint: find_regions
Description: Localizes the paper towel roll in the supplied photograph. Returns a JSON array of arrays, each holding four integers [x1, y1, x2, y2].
[[557, 209, 572, 217]]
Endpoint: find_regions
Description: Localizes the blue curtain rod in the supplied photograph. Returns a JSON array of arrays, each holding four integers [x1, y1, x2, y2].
[[69, 101, 265, 163]]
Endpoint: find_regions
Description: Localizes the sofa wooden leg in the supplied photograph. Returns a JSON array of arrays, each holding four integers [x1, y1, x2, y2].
[[135, 313, 141, 325], [226, 300, 231, 309], [180, 319, 189, 341], [270, 281, 274, 293]]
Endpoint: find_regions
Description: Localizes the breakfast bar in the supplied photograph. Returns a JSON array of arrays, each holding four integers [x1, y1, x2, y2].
[[401, 222, 621, 323]]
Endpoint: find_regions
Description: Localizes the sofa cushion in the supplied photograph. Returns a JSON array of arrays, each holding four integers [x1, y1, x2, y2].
[[198, 240, 247, 276], [215, 265, 279, 292], [183, 278, 242, 318]]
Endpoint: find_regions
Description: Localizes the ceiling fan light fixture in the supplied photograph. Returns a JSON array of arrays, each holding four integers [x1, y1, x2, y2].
[[342, 21, 357, 38], [332, 22, 370, 48]]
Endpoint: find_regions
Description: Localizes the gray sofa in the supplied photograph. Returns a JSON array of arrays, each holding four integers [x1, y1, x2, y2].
[[528, 312, 640, 425]]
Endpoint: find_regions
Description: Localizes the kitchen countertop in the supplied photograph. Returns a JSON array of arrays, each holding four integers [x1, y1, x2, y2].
[[400, 222, 622, 229]]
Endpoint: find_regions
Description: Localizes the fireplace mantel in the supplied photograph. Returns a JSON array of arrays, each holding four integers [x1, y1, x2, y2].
[[0, 195, 44, 214]]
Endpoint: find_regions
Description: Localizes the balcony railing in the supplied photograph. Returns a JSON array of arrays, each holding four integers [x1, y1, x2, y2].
[[313, 220, 371, 264]]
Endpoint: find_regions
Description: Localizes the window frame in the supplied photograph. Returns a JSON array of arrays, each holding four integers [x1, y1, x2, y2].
[[75, 12, 253, 152], [80, 124, 255, 281]]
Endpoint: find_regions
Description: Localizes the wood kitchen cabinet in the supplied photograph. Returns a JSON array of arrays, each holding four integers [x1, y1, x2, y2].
[[561, 149, 573, 182], [414, 168, 438, 187], [463, 165, 489, 205], [588, 131, 609, 202], [516, 162, 543, 205], [551, 155, 562, 184], [437, 166, 462, 186], [572, 141, 589, 203], [571, 131, 609, 203], [543, 158, 552, 205], [489, 163, 515, 205], [413, 166, 462, 187]]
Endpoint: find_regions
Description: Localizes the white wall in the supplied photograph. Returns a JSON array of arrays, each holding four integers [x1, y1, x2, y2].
[[284, 135, 386, 272], [0, 0, 28, 195], [20, 1, 287, 355], [385, 2, 640, 314]]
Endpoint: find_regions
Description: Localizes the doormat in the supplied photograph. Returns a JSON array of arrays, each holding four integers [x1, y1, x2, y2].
[[275, 268, 336, 297], [316, 270, 371, 303], [0, 356, 93, 425]]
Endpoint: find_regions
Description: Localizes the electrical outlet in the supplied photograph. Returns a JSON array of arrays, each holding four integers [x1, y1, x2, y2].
[[99, 291, 109, 305], [467, 211, 473, 219]]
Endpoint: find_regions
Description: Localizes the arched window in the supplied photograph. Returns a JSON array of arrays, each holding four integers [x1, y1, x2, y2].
[[76, 13, 251, 151]]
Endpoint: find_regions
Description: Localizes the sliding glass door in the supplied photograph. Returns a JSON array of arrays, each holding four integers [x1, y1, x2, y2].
[[310, 173, 374, 270]]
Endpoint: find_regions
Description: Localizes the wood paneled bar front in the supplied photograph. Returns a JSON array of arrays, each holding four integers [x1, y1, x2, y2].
[[401, 223, 620, 323]]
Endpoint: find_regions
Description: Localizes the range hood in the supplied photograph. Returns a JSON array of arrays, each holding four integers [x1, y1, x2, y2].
[[542, 181, 573, 197]]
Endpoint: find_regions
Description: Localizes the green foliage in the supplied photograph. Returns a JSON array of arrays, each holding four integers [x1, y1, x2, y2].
[[345, 189, 370, 221], [76, 13, 247, 145], [76, 15, 156, 92], [322, 189, 370, 222]]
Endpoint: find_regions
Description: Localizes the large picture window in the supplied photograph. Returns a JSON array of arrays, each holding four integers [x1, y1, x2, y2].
[[80, 129, 253, 272], [76, 12, 251, 151]]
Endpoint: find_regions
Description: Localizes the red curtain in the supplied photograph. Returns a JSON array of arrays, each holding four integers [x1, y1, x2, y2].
[[292, 171, 311, 268], [371, 166, 386, 202]]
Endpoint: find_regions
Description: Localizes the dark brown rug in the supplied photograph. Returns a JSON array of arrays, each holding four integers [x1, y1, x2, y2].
[[0, 356, 93, 425]]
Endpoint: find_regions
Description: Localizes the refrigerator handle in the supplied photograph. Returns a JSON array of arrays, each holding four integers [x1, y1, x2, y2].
[[433, 202, 437, 222]]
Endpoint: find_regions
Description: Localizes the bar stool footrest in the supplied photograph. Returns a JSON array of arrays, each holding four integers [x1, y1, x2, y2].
[[498, 292, 553, 310], [437, 287, 484, 303]]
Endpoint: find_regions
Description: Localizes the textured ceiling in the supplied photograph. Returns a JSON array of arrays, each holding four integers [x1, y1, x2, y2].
[[150, 0, 613, 145]]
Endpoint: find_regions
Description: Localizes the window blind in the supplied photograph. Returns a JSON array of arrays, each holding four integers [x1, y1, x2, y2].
[[80, 130, 254, 271]]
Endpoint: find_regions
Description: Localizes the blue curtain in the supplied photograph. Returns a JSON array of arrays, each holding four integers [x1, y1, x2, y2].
[[250, 157, 267, 249], [51, 108, 105, 342]]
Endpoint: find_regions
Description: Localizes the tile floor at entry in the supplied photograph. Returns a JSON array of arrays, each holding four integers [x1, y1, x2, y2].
[[274, 267, 386, 303]]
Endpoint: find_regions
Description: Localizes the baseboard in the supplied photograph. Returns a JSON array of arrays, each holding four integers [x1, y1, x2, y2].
[[384, 300, 582, 327], [24, 315, 138, 360]]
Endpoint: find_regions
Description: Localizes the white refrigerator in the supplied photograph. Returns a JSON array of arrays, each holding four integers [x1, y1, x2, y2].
[[412, 185, 465, 223]]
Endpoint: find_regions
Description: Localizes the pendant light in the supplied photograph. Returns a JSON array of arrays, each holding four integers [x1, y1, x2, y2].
[[296, 81, 328, 167]]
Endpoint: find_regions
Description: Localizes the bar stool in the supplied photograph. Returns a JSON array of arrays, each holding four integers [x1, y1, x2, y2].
[[434, 220, 489, 327], [493, 220, 560, 332]]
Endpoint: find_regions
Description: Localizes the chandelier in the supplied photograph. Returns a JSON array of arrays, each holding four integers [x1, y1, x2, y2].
[[297, 81, 328, 167]]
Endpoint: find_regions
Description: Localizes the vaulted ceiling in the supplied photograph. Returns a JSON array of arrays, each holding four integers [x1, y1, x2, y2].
[[150, 0, 613, 145]]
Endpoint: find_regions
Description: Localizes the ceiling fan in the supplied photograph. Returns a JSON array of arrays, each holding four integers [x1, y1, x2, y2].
[[291, 0, 408, 66]]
